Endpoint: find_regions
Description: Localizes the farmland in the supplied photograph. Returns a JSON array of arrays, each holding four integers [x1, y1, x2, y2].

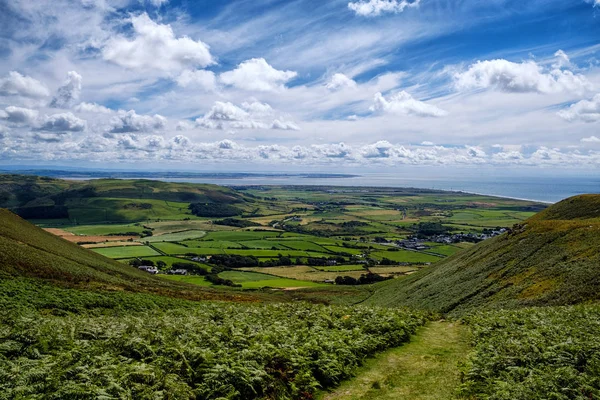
[[0, 176, 544, 290]]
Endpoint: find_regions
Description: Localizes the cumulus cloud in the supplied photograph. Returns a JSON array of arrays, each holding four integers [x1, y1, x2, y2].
[[175, 70, 217, 91], [0, 71, 50, 98], [0, 106, 39, 124], [176, 121, 195, 131], [219, 58, 297, 92], [74, 102, 112, 114], [467, 146, 486, 158], [196, 101, 300, 131], [103, 13, 214, 73], [370, 91, 448, 117], [50, 71, 83, 108], [455, 58, 591, 94], [557, 94, 600, 122], [581, 136, 600, 143], [326, 73, 357, 90], [348, 0, 420, 17], [109, 110, 167, 133], [39, 112, 87, 132], [553, 50, 571, 69]]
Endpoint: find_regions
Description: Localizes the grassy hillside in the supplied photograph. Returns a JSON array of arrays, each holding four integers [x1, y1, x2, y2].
[[0, 208, 257, 302], [0, 174, 248, 223], [366, 195, 600, 315]]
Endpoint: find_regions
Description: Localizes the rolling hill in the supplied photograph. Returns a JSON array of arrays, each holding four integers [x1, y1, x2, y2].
[[0, 208, 259, 302], [0, 174, 250, 222], [366, 194, 600, 315]]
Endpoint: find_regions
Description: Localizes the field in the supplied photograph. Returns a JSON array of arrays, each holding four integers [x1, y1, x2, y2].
[[240, 266, 369, 282], [0, 278, 428, 399], [219, 270, 327, 288], [92, 245, 160, 259]]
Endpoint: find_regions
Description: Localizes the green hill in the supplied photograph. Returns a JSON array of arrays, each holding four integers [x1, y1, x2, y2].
[[366, 194, 600, 315], [0, 208, 257, 302], [0, 174, 249, 223]]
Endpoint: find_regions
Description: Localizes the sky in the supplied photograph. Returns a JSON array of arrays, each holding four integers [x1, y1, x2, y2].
[[1, 0, 600, 172]]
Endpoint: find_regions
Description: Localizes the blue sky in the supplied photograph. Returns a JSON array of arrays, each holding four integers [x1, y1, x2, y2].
[[1, 0, 600, 171]]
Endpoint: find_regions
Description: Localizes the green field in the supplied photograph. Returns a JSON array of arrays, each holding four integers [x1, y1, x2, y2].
[[144, 229, 207, 242], [64, 223, 146, 235], [92, 245, 160, 259], [219, 270, 327, 288], [370, 250, 442, 263]]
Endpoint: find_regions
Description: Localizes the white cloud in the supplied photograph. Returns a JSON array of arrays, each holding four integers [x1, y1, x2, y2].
[[581, 135, 600, 143], [74, 102, 112, 114], [370, 91, 448, 117], [467, 146, 486, 158], [50, 71, 83, 109], [558, 94, 600, 123], [175, 70, 217, 91], [196, 100, 300, 131], [39, 112, 87, 132], [421, 141, 435, 146], [103, 13, 214, 73], [271, 119, 300, 131], [553, 50, 571, 69], [0, 72, 50, 99], [109, 110, 167, 133], [0, 106, 39, 124], [348, 0, 420, 17], [326, 73, 357, 90], [176, 121, 195, 131], [146, 0, 169, 6], [455, 58, 591, 94], [219, 58, 297, 92]]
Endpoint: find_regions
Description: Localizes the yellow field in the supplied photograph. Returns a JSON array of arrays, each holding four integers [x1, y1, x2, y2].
[[240, 266, 368, 282]]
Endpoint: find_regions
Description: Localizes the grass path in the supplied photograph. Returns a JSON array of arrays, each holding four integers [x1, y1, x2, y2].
[[319, 321, 469, 400]]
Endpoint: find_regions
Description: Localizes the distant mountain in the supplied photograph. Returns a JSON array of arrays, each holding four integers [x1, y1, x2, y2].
[[367, 195, 600, 315]]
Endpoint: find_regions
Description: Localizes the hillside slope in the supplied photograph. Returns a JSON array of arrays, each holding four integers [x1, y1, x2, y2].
[[0, 209, 257, 302], [366, 195, 600, 315], [0, 174, 249, 222]]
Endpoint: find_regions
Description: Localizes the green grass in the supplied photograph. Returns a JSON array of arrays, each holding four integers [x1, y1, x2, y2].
[[144, 230, 207, 242], [370, 250, 441, 263], [91, 245, 160, 259], [63, 223, 146, 235], [319, 321, 469, 400], [202, 231, 282, 241], [160, 274, 215, 287], [219, 270, 327, 288], [120, 256, 212, 271]]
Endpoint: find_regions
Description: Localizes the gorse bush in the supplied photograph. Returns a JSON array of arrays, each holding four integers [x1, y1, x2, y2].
[[460, 305, 600, 400], [0, 280, 427, 399]]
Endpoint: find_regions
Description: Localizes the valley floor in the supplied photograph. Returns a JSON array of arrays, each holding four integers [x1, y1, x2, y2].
[[319, 321, 469, 400]]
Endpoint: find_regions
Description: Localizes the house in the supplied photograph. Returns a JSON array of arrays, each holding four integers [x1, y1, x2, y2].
[[169, 269, 188, 275], [138, 266, 158, 274], [324, 279, 335, 284]]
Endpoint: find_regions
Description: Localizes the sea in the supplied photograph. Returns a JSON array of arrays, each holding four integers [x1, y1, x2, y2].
[[158, 173, 600, 204]]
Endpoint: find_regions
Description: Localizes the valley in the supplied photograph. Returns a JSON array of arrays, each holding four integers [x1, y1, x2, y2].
[[1, 174, 599, 399]]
